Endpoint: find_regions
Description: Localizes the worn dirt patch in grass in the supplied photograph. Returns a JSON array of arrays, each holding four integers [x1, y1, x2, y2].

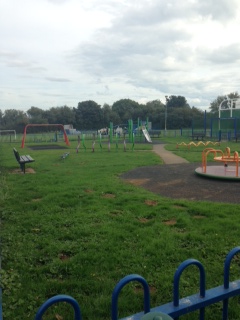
[[134, 285, 157, 294], [163, 219, 177, 225], [102, 193, 115, 198], [125, 178, 150, 186], [85, 189, 94, 193], [193, 215, 206, 219], [139, 217, 151, 223], [144, 199, 158, 206], [11, 168, 36, 174], [59, 253, 71, 261]]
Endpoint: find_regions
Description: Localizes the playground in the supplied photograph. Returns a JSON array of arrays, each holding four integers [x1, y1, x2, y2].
[[2, 105, 240, 318], [121, 161, 240, 204], [2, 138, 240, 319]]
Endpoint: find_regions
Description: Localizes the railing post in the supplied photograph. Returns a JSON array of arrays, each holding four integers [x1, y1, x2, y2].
[[222, 247, 240, 320], [173, 259, 205, 320], [111, 274, 150, 320], [34, 295, 82, 320]]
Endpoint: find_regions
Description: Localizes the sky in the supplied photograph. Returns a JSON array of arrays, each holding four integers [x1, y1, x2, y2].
[[1, 0, 240, 112]]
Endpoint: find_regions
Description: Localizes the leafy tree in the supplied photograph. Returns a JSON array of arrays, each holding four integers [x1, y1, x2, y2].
[[210, 92, 240, 113], [112, 99, 140, 124], [0, 109, 3, 126], [45, 106, 75, 125], [166, 95, 190, 109], [209, 95, 226, 114], [27, 107, 48, 124], [2, 109, 28, 133], [101, 103, 121, 127], [167, 107, 193, 129], [144, 100, 165, 129], [101, 103, 112, 127], [75, 100, 102, 130]]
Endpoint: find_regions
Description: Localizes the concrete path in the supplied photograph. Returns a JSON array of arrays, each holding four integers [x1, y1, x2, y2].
[[153, 144, 189, 164]]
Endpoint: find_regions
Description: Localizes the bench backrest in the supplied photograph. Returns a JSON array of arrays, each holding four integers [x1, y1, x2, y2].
[[13, 148, 20, 162]]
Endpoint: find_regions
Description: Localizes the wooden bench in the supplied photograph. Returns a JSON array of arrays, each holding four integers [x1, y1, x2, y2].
[[190, 133, 206, 140], [13, 148, 35, 173]]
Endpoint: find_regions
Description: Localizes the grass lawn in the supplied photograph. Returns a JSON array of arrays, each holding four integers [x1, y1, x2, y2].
[[1, 138, 240, 319]]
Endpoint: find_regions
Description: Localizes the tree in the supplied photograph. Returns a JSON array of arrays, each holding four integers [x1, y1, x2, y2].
[[101, 103, 121, 127], [0, 109, 3, 127], [210, 92, 240, 113], [112, 99, 141, 124], [27, 107, 47, 124], [167, 107, 193, 129], [166, 95, 190, 109], [2, 109, 28, 133], [145, 100, 165, 129], [45, 106, 75, 125], [75, 100, 102, 130]]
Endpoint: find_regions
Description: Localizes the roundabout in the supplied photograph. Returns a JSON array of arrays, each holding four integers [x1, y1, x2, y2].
[[195, 147, 240, 180]]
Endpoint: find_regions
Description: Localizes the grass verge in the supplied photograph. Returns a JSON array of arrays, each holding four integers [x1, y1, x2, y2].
[[1, 139, 240, 319]]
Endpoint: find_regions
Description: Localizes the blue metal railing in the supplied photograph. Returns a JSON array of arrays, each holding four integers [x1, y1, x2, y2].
[[1, 247, 240, 319]]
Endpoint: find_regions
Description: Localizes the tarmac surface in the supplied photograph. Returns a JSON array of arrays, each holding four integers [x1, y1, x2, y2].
[[120, 143, 240, 204]]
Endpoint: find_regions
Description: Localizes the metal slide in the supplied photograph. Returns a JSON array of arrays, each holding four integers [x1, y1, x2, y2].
[[142, 127, 152, 143]]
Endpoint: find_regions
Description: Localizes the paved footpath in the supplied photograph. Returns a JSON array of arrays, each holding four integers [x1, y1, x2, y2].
[[153, 144, 189, 164]]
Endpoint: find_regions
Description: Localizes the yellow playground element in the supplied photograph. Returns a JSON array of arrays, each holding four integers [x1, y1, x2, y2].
[[176, 141, 220, 149], [202, 147, 240, 177]]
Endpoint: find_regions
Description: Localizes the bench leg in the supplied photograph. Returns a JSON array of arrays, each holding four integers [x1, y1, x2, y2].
[[20, 163, 25, 174]]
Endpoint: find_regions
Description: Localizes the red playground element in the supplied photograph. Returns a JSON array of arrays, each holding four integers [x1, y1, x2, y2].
[[21, 124, 70, 148]]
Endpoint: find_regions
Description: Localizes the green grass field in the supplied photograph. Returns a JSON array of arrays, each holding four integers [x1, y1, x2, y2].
[[1, 137, 240, 319]]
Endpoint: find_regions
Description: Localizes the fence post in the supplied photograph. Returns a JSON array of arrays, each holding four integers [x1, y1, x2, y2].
[[34, 295, 82, 320], [173, 259, 205, 320], [222, 247, 240, 319], [111, 274, 150, 320]]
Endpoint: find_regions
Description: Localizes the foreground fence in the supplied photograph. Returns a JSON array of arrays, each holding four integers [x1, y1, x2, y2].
[[1, 247, 239, 319]]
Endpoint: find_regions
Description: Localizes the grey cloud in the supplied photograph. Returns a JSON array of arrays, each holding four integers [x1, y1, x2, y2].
[[0, 51, 46, 73], [196, 0, 238, 21], [198, 44, 240, 64], [2, 0, 239, 110], [45, 77, 71, 82], [0, 51, 18, 59], [68, 0, 239, 108], [38, 92, 72, 97], [71, 24, 191, 78], [7, 60, 33, 68]]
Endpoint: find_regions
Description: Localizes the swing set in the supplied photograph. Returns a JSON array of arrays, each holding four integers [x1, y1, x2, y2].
[[21, 124, 70, 148]]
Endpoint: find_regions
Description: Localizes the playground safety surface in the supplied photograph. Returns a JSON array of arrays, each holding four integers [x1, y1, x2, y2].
[[28, 145, 68, 150], [121, 144, 240, 204], [121, 163, 240, 204]]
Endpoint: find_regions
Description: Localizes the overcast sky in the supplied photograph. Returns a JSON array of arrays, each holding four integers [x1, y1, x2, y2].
[[1, 0, 240, 112]]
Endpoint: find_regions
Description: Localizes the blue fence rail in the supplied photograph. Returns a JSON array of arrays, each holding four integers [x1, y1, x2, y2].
[[1, 247, 240, 319]]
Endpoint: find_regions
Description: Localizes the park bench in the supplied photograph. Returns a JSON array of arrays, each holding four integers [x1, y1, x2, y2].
[[13, 148, 35, 174], [148, 130, 161, 138], [190, 132, 205, 140], [232, 133, 240, 142]]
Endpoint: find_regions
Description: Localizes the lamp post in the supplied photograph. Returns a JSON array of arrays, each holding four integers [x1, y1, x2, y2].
[[165, 96, 169, 134]]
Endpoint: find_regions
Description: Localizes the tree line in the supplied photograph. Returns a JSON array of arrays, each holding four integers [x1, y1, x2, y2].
[[0, 93, 239, 133]]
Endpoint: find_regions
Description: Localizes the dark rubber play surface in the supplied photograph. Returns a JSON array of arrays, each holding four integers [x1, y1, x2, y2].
[[28, 145, 68, 150], [121, 163, 240, 204]]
